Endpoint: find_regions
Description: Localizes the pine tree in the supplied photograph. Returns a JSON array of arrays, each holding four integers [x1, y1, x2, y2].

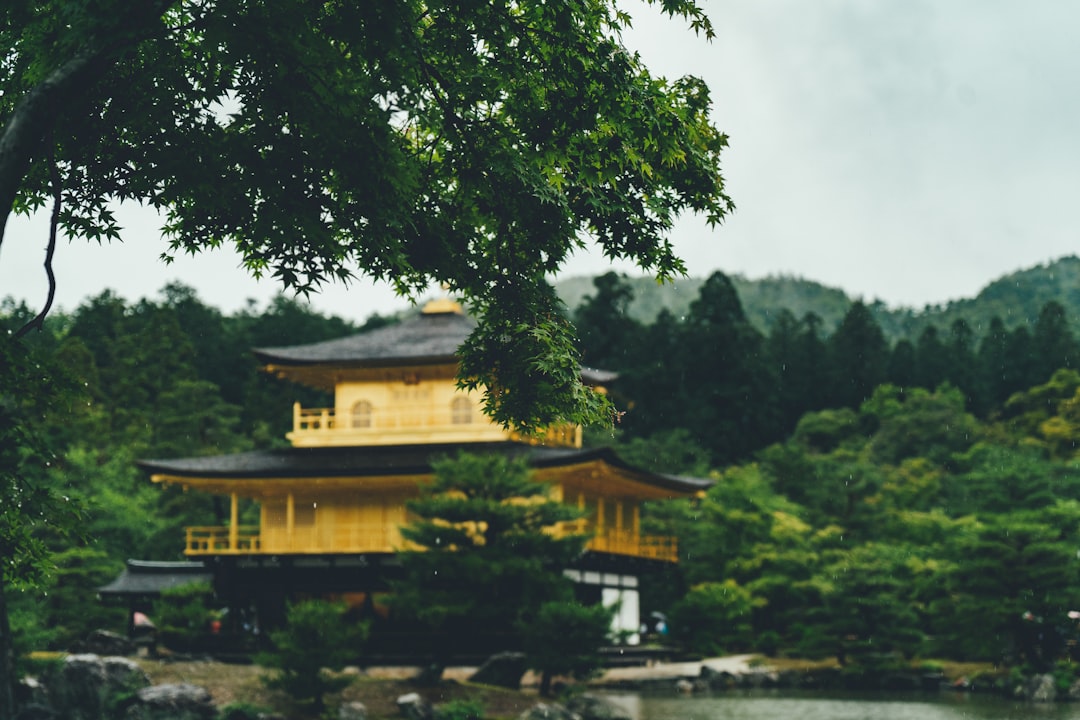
[[394, 453, 587, 679], [827, 302, 889, 409]]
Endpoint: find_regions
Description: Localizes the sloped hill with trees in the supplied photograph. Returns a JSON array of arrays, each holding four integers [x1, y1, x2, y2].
[[558, 254, 1080, 342]]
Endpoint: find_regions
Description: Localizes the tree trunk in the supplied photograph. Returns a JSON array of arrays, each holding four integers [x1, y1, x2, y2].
[[0, 45, 109, 249], [539, 669, 553, 697], [0, 579, 15, 719]]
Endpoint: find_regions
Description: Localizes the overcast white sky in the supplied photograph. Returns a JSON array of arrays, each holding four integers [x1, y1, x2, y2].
[[2, 0, 1078, 324]]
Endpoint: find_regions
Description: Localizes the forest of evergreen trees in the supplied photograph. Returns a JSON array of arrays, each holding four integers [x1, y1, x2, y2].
[[576, 270, 1080, 468], [5, 266, 1080, 671]]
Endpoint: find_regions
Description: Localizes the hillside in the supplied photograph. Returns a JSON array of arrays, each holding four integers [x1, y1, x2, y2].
[[556, 254, 1080, 341]]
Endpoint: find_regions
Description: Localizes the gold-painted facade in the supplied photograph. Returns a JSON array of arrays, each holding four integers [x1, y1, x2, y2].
[[157, 460, 680, 562]]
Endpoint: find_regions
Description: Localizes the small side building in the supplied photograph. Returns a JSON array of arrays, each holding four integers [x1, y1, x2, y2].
[[97, 559, 212, 634]]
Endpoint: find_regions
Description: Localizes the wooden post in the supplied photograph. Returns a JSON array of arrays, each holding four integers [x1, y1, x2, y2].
[[577, 492, 586, 534], [633, 505, 641, 555], [286, 493, 295, 550], [229, 493, 239, 551]]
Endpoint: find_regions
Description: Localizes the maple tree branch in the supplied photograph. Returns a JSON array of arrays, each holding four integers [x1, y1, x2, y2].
[[14, 140, 61, 339]]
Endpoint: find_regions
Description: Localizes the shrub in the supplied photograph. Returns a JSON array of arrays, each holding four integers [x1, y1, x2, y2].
[[520, 600, 612, 696], [154, 581, 215, 651], [437, 698, 485, 720], [668, 580, 754, 656], [257, 599, 368, 712], [218, 701, 275, 720]]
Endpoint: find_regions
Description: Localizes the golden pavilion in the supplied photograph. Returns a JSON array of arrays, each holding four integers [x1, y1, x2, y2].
[[136, 298, 710, 643]]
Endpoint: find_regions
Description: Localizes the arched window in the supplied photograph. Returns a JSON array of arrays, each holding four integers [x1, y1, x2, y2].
[[351, 400, 373, 428], [451, 396, 472, 425]]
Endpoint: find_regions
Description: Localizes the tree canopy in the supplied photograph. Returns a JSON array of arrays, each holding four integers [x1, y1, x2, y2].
[[1, 0, 732, 430]]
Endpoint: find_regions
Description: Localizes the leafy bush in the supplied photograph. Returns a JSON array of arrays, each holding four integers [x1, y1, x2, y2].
[[437, 698, 485, 720], [257, 599, 367, 712], [44, 547, 126, 649], [218, 701, 275, 720], [154, 581, 215, 651], [755, 630, 781, 657], [520, 600, 612, 696], [669, 580, 754, 656]]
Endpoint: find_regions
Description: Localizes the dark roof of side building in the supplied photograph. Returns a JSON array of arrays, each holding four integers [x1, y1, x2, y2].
[[98, 560, 212, 598], [138, 443, 712, 495]]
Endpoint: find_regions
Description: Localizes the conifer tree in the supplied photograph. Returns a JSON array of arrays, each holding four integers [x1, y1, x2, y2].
[[827, 301, 889, 410], [394, 453, 589, 680]]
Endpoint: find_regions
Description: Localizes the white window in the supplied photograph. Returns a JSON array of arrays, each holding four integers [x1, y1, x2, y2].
[[351, 400, 373, 428], [451, 396, 472, 425]]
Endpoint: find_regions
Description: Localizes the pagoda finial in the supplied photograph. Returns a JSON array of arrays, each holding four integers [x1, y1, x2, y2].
[[422, 285, 463, 315]]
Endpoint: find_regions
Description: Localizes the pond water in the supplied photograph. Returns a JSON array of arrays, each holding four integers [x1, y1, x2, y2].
[[600, 690, 1080, 720]]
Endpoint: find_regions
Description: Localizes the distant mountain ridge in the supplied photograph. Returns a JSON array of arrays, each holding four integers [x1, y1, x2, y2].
[[555, 255, 1080, 342]]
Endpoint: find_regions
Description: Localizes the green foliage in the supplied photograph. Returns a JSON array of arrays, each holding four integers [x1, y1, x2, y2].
[[218, 702, 276, 720], [828, 301, 889, 409], [790, 408, 860, 454], [815, 543, 926, 664], [573, 272, 642, 372], [154, 581, 215, 651], [862, 385, 980, 466], [257, 599, 366, 712], [396, 453, 586, 667], [668, 580, 755, 656], [0, 336, 86, 716], [8, 590, 58, 669], [4, 0, 732, 430], [520, 600, 613, 695], [608, 428, 712, 477], [41, 548, 125, 650], [436, 698, 486, 720]]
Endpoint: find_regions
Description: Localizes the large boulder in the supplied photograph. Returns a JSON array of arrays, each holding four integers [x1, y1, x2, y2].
[[468, 652, 527, 689], [565, 694, 632, 720], [17, 676, 49, 708], [337, 700, 368, 720], [43, 653, 150, 720], [396, 692, 434, 720], [1024, 674, 1057, 703], [121, 683, 216, 720], [104, 657, 151, 693], [77, 630, 136, 656], [47, 653, 107, 720]]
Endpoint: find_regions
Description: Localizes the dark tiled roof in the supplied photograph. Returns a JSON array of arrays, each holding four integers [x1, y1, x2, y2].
[[98, 560, 212, 597], [253, 310, 475, 366], [138, 443, 712, 494], [251, 310, 619, 383]]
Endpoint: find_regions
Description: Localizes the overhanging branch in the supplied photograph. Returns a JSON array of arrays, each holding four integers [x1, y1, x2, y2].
[[13, 140, 61, 339]]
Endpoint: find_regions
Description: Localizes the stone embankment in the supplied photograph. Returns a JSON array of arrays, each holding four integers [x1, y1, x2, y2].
[[590, 655, 1080, 704], [591, 654, 954, 694]]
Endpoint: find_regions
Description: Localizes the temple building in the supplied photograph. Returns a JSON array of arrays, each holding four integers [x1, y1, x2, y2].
[[136, 298, 710, 645]]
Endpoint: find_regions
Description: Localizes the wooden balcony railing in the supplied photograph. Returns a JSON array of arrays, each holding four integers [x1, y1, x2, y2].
[[185, 526, 261, 554], [586, 529, 678, 562], [184, 523, 399, 556], [289, 403, 581, 448], [184, 523, 677, 562]]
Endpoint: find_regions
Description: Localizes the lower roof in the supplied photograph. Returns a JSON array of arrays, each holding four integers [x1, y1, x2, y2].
[[138, 442, 712, 495]]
